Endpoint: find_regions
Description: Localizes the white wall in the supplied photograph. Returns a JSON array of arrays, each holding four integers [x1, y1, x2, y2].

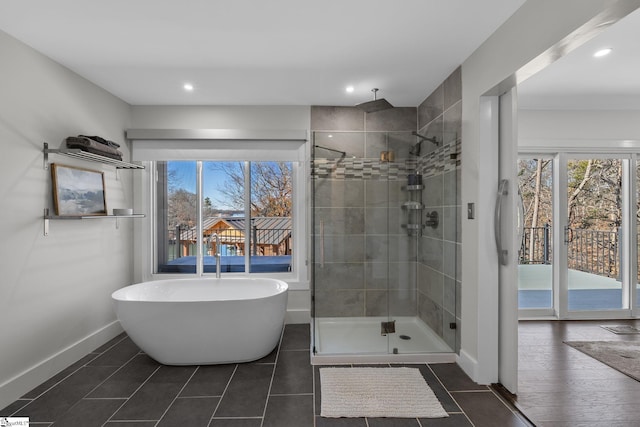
[[0, 31, 133, 408], [129, 105, 312, 324], [519, 109, 640, 149], [459, 0, 638, 383]]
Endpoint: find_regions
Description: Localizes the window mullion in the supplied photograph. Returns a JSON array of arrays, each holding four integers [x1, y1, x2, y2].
[[622, 159, 631, 310], [632, 156, 639, 316], [196, 161, 204, 276], [244, 161, 251, 273]]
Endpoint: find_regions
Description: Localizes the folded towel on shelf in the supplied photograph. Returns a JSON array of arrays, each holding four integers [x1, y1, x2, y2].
[[78, 134, 121, 148], [66, 136, 123, 160]]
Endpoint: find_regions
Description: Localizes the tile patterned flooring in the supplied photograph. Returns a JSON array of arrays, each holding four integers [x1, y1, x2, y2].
[[1, 324, 529, 426]]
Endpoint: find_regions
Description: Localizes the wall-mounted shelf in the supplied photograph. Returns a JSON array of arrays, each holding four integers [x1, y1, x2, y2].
[[42, 141, 145, 236], [402, 179, 425, 236], [402, 224, 424, 230], [402, 201, 424, 210], [403, 184, 424, 191], [43, 209, 145, 235], [43, 142, 144, 170]]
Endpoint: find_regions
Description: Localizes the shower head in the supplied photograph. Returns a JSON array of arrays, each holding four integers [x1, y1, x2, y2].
[[356, 88, 394, 113], [412, 131, 439, 146]]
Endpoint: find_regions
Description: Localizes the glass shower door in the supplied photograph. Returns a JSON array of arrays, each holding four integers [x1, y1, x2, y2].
[[362, 131, 395, 354], [312, 131, 390, 355], [311, 130, 457, 358]]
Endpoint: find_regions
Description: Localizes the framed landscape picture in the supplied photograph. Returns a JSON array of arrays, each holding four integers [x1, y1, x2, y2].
[[51, 164, 107, 216]]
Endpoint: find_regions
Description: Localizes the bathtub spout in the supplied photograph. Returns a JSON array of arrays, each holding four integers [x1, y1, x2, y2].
[[208, 233, 222, 278]]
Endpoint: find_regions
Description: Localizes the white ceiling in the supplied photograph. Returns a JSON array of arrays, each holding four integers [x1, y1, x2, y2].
[[1, 1, 636, 109], [0, 0, 526, 107], [518, 7, 640, 110]]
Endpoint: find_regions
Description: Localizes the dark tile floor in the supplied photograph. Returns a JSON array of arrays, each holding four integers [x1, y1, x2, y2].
[[1, 324, 529, 426]]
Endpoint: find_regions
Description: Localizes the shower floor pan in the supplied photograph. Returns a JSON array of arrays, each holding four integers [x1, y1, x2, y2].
[[311, 316, 456, 365]]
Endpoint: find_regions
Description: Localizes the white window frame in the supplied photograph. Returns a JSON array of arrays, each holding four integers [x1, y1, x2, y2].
[[519, 143, 640, 320], [130, 129, 309, 291]]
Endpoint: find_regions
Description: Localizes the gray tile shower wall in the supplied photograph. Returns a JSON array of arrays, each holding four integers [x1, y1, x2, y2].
[[416, 67, 462, 352], [311, 106, 418, 319]]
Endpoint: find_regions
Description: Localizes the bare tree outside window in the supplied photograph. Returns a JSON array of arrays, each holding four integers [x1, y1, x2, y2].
[[211, 162, 292, 217], [518, 158, 623, 278]]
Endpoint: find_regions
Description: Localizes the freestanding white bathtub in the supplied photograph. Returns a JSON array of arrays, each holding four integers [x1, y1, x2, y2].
[[111, 277, 288, 365]]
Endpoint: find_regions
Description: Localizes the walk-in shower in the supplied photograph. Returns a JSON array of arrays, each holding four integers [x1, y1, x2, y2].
[[311, 130, 460, 363]]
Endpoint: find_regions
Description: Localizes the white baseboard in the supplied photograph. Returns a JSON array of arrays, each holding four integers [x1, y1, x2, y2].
[[285, 309, 310, 325], [457, 348, 483, 384], [0, 321, 124, 411]]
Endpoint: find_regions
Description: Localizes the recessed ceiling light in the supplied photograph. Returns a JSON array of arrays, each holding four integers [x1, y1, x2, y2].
[[345, 86, 354, 93], [593, 48, 612, 58], [183, 83, 194, 91]]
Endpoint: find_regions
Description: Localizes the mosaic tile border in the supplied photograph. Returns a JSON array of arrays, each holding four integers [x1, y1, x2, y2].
[[312, 140, 460, 180], [417, 139, 461, 179]]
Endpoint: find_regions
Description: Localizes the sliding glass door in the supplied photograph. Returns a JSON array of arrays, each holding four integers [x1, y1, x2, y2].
[[564, 156, 627, 315], [518, 157, 554, 316], [519, 153, 639, 319]]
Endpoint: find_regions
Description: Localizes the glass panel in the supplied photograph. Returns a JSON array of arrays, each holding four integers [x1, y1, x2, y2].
[[202, 161, 246, 274], [312, 130, 456, 357], [567, 158, 624, 311], [312, 131, 389, 355], [156, 161, 198, 273], [397, 128, 455, 355], [518, 158, 553, 309], [637, 161, 640, 310], [249, 161, 293, 273]]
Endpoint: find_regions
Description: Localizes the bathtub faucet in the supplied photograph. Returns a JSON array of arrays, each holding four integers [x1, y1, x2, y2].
[[208, 233, 222, 278]]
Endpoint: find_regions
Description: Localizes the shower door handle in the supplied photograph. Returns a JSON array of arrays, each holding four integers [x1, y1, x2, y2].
[[319, 220, 325, 267], [494, 179, 509, 266]]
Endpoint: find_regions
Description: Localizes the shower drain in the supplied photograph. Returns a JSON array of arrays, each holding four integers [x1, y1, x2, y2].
[[399, 334, 411, 340]]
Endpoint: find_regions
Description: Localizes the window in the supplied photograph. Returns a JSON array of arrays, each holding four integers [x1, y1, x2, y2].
[[156, 160, 294, 275], [128, 128, 306, 281]]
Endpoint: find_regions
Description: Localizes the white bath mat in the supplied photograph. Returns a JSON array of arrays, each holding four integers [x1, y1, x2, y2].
[[320, 367, 449, 418]]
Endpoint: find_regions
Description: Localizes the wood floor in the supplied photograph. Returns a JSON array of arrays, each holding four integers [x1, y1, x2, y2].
[[516, 319, 640, 426]]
